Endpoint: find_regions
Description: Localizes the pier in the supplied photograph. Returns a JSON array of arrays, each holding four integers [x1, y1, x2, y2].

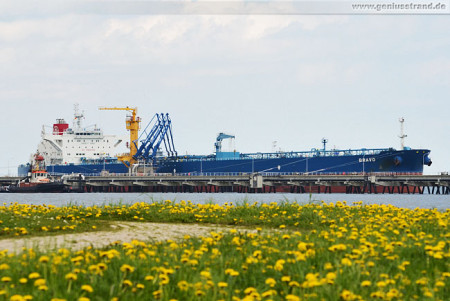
[[2, 173, 449, 194], [34, 173, 450, 194]]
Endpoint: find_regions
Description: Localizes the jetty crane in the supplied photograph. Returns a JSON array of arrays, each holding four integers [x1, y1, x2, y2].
[[98, 106, 141, 168], [215, 132, 235, 153]]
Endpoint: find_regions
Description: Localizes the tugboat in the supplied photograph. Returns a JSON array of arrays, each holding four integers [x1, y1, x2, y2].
[[9, 153, 67, 193]]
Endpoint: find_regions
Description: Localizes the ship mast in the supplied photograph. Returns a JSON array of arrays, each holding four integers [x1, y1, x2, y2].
[[322, 138, 328, 152], [398, 117, 407, 150], [73, 103, 85, 130]]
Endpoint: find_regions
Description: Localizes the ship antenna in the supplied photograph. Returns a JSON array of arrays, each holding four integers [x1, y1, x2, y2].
[[322, 138, 328, 152], [398, 117, 407, 150]]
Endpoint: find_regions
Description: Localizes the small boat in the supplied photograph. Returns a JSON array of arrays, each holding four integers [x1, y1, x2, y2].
[[9, 153, 67, 193]]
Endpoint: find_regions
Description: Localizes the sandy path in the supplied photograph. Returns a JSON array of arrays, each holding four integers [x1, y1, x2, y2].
[[0, 222, 251, 254]]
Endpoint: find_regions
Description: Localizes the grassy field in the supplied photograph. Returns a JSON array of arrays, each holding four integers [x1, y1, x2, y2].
[[0, 201, 449, 300]]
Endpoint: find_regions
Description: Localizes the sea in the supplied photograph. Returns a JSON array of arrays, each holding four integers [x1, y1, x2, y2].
[[0, 193, 449, 210]]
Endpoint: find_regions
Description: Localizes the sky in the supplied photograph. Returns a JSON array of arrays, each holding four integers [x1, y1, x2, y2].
[[0, 1, 449, 176]]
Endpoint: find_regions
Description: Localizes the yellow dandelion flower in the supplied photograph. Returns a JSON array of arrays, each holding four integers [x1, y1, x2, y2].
[[81, 285, 94, 293], [200, 271, 211, 279], [225, 268, 239, 276], [274, 259, 285, 271], [261, 290, 276, 297], [326, 272, 336, 280], [218, 282, 228, 288], [153, 289, 162, 299], [297, 242, 308, 252], [159, 274, 170, 285], [34, 279, 46, 286], [97, 263, 107, 271], [424, 291, 433, 297], [341, 258, 352, 266], [286, 295, 300, 301], [19, 278, 28, 284], [120, 264, 135, 273], [38, 256, 50, 263], [65, 273, 77, 281], [265, 278, 276, 287], [289, 281, 301, 287], [195, 290, 205, 296], [435, 281, 445, 287], [123, 280, 133, 287], [361, 281, 371, 287], [415, 278, 428, 285], [0, 264, 9, 270], [177, 280, 189, 291], [281, 276, 291, 282], [376, 281, 387, 288]]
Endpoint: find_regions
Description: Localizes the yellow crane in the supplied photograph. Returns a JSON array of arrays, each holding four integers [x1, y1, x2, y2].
[[98, 106, 141, 168]]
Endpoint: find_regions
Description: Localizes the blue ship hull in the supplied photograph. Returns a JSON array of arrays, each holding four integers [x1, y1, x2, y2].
[[47, 163, 129, 175], [18, 162, 128, 176], [155, 149, 431, 175], [18, 149, 431, 176]]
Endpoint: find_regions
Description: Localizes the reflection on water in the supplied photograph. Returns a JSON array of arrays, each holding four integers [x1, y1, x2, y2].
[[0, 193, 448, 210]]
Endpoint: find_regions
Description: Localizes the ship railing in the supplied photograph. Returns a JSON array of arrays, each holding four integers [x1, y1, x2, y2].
[[49, 171, 424, 177], [168, 148, 393, 162], [241, 148, 392, 160]]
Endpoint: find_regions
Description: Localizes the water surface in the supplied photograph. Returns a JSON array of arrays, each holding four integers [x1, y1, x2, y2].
[[0, 193, 448, 210]]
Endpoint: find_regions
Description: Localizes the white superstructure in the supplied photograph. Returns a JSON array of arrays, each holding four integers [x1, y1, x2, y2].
[[37, 106, 124, 166]]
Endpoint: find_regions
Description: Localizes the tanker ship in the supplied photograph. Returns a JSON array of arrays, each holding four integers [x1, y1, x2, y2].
[[18, 107, 432, 176], [18, 105, 127, 176]]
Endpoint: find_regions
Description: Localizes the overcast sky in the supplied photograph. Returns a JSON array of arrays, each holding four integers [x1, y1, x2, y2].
[[0, 1, 449, 176]]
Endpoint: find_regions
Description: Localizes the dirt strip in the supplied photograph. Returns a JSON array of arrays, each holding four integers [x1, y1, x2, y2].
[[0, 222, 254, 254]]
